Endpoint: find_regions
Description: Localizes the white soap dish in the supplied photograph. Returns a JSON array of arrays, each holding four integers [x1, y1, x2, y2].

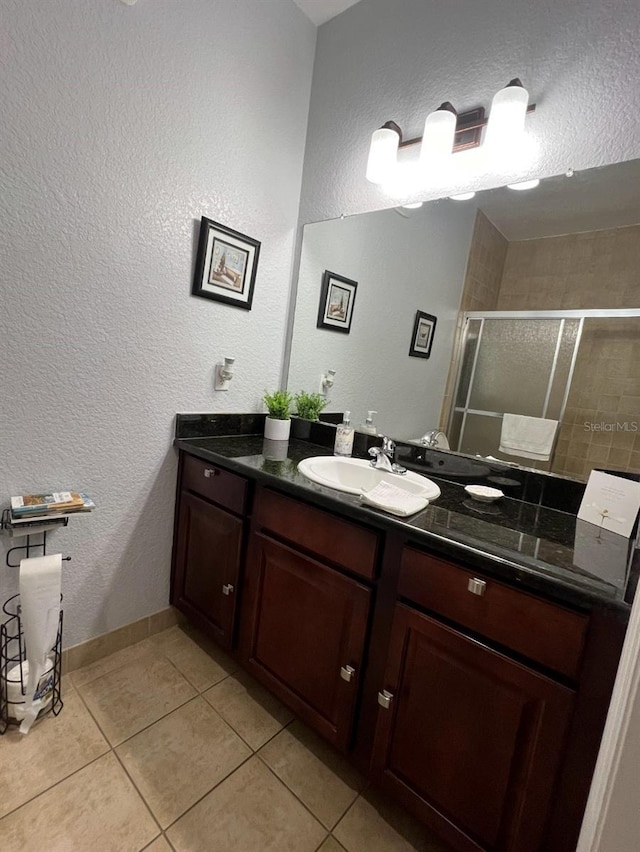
[[464, 485, 504, 503]]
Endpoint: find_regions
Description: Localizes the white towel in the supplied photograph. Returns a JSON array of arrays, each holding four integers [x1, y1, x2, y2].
[[360, 481, 429, 517], [499, 413, 558, 461]]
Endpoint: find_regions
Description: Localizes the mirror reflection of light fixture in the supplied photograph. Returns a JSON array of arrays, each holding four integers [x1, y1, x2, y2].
[[365, 80, 535, 186], [320, 369, 336, 396], [214, 356, 235, 391], [507, 179, 540, 191]]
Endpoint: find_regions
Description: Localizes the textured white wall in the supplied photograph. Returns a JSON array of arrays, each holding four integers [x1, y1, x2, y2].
[[288, 202, 476, 439], [299, 0, 640, 224], [0, 0, 315, 646]]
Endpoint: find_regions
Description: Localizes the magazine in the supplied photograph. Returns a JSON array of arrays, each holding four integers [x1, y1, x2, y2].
[[10, 492, 95, 521]]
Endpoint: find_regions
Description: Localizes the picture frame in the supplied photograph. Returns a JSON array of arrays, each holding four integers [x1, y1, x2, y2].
[[316, 270, 358, 333], [409, 310, 437, 358], [191, 217, 260, 310]]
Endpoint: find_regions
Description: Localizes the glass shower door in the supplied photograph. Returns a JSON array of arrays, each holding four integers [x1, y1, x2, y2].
[[449, 316, 581, 467]]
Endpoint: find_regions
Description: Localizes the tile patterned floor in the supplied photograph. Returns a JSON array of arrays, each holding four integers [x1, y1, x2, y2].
[[0, 624, 452, 851]]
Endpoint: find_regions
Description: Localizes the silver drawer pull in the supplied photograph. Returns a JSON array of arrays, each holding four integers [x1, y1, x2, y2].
[[204, 468, 218, 478], [467, 577, 487, 596], [377, 690, 393, 709], [340, 665, 356, 683], [222, 583, 234, 596]]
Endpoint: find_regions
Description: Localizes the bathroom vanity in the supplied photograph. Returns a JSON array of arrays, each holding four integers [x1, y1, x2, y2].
[[170, 418, 631, 852]]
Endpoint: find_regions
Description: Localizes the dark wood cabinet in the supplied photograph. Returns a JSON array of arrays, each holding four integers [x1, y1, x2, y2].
[[171, 455, 249, 650], [171, 450, 626, 852], [172, 491, 243, 649], [371, 603, 574, 852], [240, 492, 374, 750]]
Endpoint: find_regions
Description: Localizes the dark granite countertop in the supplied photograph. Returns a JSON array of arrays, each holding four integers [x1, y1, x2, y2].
[[173, 425, 636, 615]]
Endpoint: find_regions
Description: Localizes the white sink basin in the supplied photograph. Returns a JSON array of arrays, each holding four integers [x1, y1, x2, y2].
[[297, 456, 441, 500]]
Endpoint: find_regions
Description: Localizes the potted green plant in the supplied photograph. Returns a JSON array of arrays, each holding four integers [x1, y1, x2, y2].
[[292, 391, 328, 439], [263, 389, 293, 441]]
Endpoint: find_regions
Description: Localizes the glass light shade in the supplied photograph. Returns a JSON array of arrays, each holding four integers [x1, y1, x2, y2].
[[485, 80, 529, 151], [420, 103, 457, 169], [449, 191, 476, 200], [507, 179, 540, 191], [366, 125, 400, 185]]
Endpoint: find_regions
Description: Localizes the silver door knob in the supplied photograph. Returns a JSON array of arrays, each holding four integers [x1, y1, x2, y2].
[[222, 583, 234, 596], [340, 665, 356, 683], [467, 577, 487, 596], [204, 468, 218, 478], [377, 690, 393, 709]]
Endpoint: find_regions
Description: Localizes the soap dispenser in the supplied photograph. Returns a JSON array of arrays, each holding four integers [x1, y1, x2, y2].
[[334, 411, 355, 457], [359, 410, 378, 436]]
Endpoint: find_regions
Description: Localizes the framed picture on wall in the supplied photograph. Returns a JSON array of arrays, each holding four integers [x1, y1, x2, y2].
[[191, 217, 261, 310], [409, 310, 437, 358], [316, 270, 358, 333]]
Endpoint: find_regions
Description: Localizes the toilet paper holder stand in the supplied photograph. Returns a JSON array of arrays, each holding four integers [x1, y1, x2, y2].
[[1, 508, 72, 568], [0, 509, 68, 733], [0, 593, 64, 734]]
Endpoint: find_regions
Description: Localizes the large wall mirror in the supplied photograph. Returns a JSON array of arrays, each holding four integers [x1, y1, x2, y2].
[[287, 159, 640, 482]]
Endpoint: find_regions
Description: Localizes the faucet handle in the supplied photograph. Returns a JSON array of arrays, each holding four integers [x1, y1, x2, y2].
[[381, 436, 395, 454]]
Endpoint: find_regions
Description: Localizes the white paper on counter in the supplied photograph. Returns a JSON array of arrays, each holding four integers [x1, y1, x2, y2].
[[578, 471, 640, 540]]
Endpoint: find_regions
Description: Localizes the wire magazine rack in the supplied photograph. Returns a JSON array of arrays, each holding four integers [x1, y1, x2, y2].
[[0, 595, 64, 734], [1, 507, 68, 734]]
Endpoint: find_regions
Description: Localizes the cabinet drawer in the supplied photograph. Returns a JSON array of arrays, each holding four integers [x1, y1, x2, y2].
[[399, 547, 588, 679], [254, 489, 379, 581], [181, 453, 248, 515]]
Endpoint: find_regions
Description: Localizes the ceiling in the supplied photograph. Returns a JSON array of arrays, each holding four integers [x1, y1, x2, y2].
[[292, 0, 363, 26]]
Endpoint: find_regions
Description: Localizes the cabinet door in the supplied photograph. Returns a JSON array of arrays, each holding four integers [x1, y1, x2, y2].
[[172, 490, 243, 650], [242, 532, 371, 751], [371, 604, 574, 852]]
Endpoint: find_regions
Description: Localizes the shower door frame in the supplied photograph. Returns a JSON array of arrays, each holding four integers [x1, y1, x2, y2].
[[448, 308, 640, 462]]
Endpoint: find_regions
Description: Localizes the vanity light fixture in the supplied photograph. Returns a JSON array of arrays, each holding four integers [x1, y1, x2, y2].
[[214, 356, 235, 391], [365, 122, 401, 185], [449, 192, 476, 201], [484, 79, 530, 153], [320, 369, 336, 396], [365, 80, 535, 186], [402, 202, 424, 209], [419, 102, 457, 171]]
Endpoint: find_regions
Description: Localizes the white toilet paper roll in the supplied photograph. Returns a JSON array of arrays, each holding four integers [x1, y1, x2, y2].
[[6, 658, 55, 721], [18, 553, 62, 733]]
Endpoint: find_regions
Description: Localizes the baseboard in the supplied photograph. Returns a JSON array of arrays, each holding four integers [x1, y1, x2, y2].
[[62, 606, 186, 674]]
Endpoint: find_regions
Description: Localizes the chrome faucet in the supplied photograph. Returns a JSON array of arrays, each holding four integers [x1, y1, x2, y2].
[[420, 429, 448, 448], [369, 437, 406, 475]]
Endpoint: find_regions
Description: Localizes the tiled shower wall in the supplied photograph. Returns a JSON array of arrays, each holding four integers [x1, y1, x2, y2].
[[439, 212, 508, 427], [551, 319, 640, 479], [497, 223, 640, 479], [498, 224, 640, 310], [442, 219, 639, 481]]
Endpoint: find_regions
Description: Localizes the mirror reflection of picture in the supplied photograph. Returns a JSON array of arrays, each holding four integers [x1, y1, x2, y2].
[[410, 311, 437, 358], [317, 270, 358, 333]]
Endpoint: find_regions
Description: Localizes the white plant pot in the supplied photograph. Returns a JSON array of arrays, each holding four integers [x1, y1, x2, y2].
[[264, 417, 291, 441]]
